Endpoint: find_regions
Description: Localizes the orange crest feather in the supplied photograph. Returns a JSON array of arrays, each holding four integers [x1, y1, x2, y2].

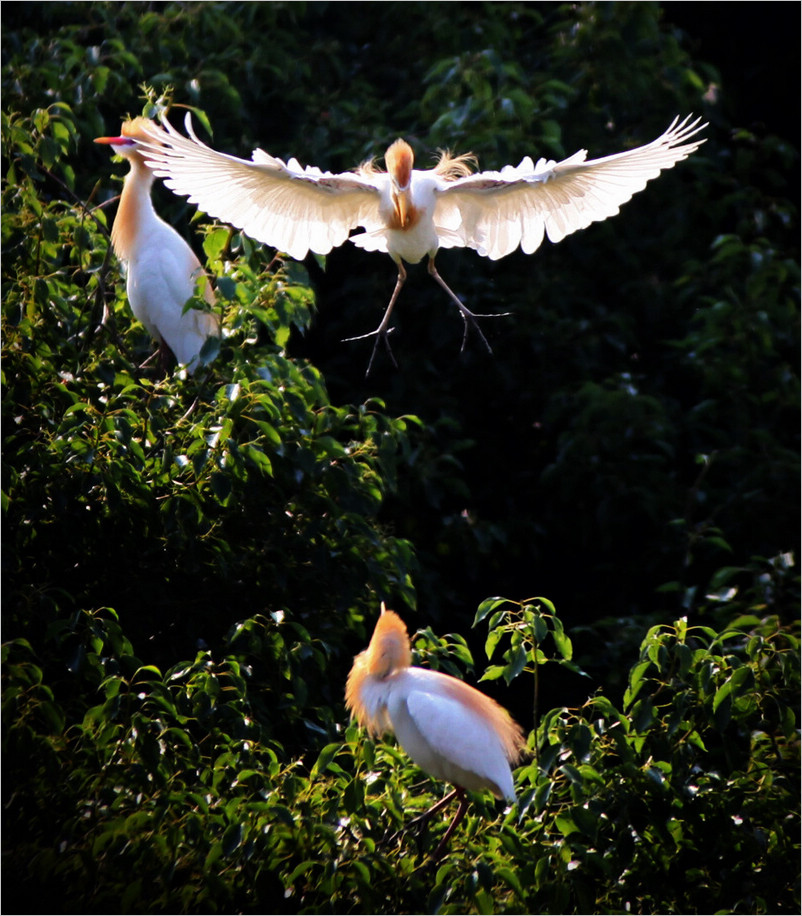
[[345, 605, 410, 735], [121, 116, 167, 146], [385, 139, 414, 188], [366, 605, 412, 676]]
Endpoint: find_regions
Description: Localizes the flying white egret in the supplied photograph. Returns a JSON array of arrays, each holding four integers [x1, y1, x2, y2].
[[138, 114, 706, 373], [95, 117, 219, 374], [346, 605, 526, 859]]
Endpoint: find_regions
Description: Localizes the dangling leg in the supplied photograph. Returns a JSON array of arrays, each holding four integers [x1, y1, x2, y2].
[[428, 257, 511, 354], [343, 260, 407, 376]]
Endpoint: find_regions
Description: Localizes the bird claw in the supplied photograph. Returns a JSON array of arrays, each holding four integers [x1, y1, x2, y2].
[[455, 306, 513, 356], [342, 325, 398, 377]]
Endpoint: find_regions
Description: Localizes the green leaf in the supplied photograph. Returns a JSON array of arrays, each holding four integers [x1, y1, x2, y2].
[[484, 626, 504, 661], [268, 805, 295, 828], [496, 866, 525, 900], [222, 823, 243, 856], [532, 613, 549, 644], [204, 842, 224, 871], [204, 226, 230, 261], [624, 660, 652, 708], [474, 597, 510, 624], [712, 665, 752, 713], [504, 644, 528, 684], [216, 275, 237, 300], [560, 763, 583, 784], [571, 804, 598, 839], [254, 420, 283, 448], [533, 779, 552, 812], [478, 664, 506, 683], [631, 698, 656, 731], [311, 742, 341, 777], [551, 617, 573, 660], [287, 859, 319, 884], [555, 814, 578, 836]]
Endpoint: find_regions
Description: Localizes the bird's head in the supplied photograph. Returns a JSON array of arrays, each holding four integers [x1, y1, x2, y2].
[[385, 139, 414, 191], [94, 117, 165, 164], [384, 139, 417, 228], [364, 603, 412, 679], [345, 604, 412, 735]]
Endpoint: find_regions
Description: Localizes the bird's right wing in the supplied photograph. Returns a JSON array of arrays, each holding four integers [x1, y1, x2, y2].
[[138, 115, 382, 261]]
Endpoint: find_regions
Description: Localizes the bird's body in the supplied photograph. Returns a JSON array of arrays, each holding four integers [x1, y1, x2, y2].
[[346, 606, 525, 855], [357, 663, 518, 799], [95, 118, 219, 372], [139, 114, 706, 372]]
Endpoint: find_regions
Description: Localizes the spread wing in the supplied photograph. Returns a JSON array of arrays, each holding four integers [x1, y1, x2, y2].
[[138, 114, 383, 261], [434, 115, 706, 260]]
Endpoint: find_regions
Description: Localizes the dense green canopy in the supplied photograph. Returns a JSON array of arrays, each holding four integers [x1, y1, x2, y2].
[[2, 3, 799, 913]]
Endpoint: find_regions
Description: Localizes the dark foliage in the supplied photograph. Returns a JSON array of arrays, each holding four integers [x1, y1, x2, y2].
[[3, 3, 799, 913]]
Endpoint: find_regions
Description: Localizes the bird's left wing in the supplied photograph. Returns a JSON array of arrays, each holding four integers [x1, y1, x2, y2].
[[434, 115, 706, 260], [138, 115, 382, 261], [403, 686, 515, 799]]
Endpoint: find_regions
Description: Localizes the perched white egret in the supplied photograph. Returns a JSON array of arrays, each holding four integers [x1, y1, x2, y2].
[[346, 605, 526, 859], [139, 114, 706, 373], [95, 118, 219, 374]]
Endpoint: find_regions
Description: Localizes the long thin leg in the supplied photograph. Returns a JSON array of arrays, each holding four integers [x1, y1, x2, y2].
[[384, 787, 457, 849], [431, 787, 468, 860], [157, 340, 174, 376], [138, 340, 171, 376], [343, 261, 407, 376], [428, 257, 511, 354], [403, 788, 459, 831], [385, 786, 468, 860]]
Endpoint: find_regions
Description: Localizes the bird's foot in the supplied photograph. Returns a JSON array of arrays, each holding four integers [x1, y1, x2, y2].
[[342, 325, 398, 377], [454, 304, 513, 355]]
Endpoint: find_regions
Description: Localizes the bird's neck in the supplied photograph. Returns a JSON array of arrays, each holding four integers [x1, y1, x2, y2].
[[389, 186, 419, 231], [111, 159, 157, 261], [345, 656, 392, 737]]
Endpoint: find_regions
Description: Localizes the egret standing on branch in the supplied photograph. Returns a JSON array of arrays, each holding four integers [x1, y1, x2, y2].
[[346, 605, 526, 859], [95, 118, 219, 374], [139, 115, 706, 373]]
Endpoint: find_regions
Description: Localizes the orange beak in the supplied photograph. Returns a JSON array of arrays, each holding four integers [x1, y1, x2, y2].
[[394, 189, 411, 228], [385, 139, 414, 227], [95, 135, 132, 145]]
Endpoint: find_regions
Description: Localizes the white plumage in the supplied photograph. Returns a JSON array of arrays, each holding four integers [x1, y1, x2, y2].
[[385, 668, 517, 800], [95, 118, 219, 373], [346, 606, 525, 857], [138, 114, 706, 371]]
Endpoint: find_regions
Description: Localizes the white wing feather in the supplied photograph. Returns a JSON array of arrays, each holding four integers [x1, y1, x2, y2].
[[139, 115, 382, 261], [396, 685, 516, 801], [127, 224, 218, 370], [435, 115, 706, 260]]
